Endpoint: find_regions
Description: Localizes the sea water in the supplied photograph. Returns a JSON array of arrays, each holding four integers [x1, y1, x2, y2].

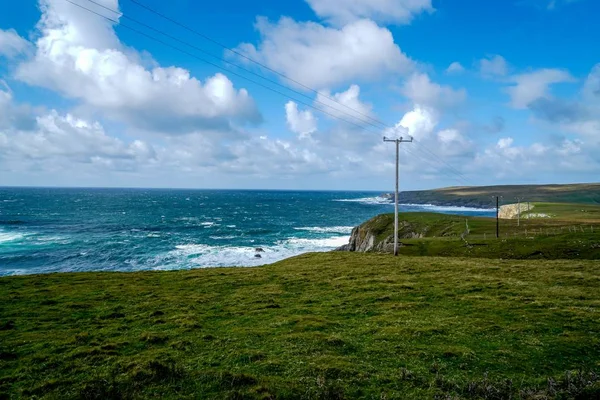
[[0, 188, 495, 276]]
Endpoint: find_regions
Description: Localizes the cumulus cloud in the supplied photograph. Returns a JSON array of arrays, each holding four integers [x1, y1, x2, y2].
[[382, 71, 475, 177], [472, 135, 600, 179], [388, 106, 437, 139], [0, 85, 38, 131], [479, 55, 508, 77], [285, 101, 318, 138], [445, 62, 465, 75], [315, 84, 372, 123], [0, 29, 32, 58], [0, 100, 156, 173], [15, 0, 260, 135], [506, 68, 574, 109], [236, 17, 413, 89], [526, 64, 600, 138], [583, 64, 600, 101], [401, 72, 466, 110], [305, 0, 433, 26]]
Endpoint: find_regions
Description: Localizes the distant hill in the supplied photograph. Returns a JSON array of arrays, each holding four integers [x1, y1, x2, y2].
[[388, 183, 600, 208]]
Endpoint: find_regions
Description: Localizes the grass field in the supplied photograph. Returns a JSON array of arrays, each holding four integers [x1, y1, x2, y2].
[[2, 253, 600, 399], [352, 210, 600, 259], [523, 202, 600, 222]]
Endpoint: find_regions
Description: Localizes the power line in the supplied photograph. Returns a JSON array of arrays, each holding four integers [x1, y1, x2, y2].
[[66, 0, 476, 187], [411, 139, 472, 185], [121, 0, 476, 185], [73, 0, 387, 131], [123, 0, 387, 129], [399, 146, 471, 187], [64, 0, 386, 133]]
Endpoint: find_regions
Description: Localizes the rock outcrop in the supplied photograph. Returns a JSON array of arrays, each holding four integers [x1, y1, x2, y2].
[[499, 203, 534, 219], [336, 225, 390, 252], [336, 214, 424, 253]]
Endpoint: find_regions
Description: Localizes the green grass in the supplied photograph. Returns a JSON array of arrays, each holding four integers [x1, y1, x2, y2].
[[356, 211, 600, 259], [524, 202, 600, 222], [2, 253, 600, 399]]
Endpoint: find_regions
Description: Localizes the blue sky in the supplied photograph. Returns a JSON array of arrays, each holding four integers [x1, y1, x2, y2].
[[0, 0, 599, 190]]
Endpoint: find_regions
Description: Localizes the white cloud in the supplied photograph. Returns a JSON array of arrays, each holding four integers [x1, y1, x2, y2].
[[471, 135, 600, 179], [525, 65, 600, 149], [506, 68, 574, 108], [479, 55, 508, 77], [285, 101, 318, 138], [0, 84, 38, 131], [0, 106, 156, 173], [315, 84, 372, 123], [15, 0, 260, 135], [583, 63, 600, 103], [391, 106, 437, 139], [236, 17, 413, 89], [0, 29, 32, 58], [401, 72, 466, 110], [445, 62, 465, 75], [305, 0, 433, 26], [497, 137, 514, 149], [436, 128, 473, 158]]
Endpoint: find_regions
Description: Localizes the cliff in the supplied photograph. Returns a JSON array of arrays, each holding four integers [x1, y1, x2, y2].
[[336, 213, 457, 253], [498, 203, 533, 219]]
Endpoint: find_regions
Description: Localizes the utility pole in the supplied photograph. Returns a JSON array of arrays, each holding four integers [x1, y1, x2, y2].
[[492, 195, 503, 239], [496, 196, 499, 239], [515, 197, 522, 227], [383, 136, 413, 256]]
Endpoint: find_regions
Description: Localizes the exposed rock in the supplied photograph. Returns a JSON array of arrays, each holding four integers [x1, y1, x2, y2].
[[254, 254, 262, 258], [255, 248, 265, 253], [499, 203, 535, 219], [336, 214, 424, 253]]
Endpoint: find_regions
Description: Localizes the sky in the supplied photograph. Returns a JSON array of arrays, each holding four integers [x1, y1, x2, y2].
[[0, 0, 599, 191]]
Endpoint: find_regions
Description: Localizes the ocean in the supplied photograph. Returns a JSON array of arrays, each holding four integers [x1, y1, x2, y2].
[[0, 188, 495, 276]]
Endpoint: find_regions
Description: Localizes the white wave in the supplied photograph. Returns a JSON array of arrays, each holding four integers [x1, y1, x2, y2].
[[333, 197, 495, 212], [209, 235, 237, 240], [282, 236, 350, 248], [33, 235, 69, 243], [153, 234, 350, 270], [200, 222, 215, 227], [0, 231, 25, 244], [333, 196, 390, 205], [294, 226, 354, 234], [174, 244, 214, 254]]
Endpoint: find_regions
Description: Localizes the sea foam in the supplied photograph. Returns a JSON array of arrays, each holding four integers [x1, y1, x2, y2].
[[151, 234, 350, 270]]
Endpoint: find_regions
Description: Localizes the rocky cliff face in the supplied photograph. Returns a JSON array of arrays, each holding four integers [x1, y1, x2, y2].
[[336, 225, 392, 252], [499, 203, 534, 219], [336, 214, 424, 253]]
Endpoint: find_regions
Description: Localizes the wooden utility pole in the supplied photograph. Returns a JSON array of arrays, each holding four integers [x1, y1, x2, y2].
[[383, 136, 413, 256], [496, 196, 500, 238]]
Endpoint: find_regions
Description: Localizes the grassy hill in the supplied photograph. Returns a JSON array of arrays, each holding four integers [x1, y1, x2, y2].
[[395, 183, 600, 208], [1, 253, 600, 399], [339, 206, 600, 259], [522, 202, 600, 221]]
